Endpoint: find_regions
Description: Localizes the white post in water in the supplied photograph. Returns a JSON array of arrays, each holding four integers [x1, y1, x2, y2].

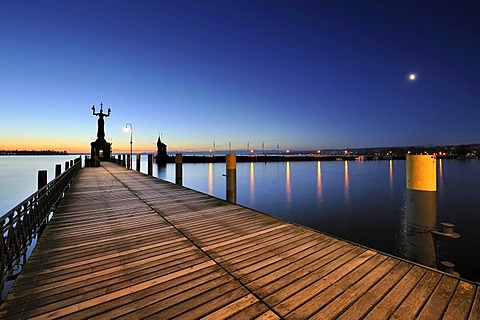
[[175, 153, 183, 185], [226, 154, 237, 203], [405, 154, 437, 267]]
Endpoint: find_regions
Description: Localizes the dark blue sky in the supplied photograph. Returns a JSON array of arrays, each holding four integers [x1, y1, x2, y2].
[[1, 1, 479, 152]]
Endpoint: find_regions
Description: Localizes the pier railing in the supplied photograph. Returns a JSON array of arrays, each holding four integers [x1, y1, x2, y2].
[[0, 157, 81, 293]]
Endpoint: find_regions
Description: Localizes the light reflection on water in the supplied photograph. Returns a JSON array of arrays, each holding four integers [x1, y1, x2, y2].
[[438, 158, 444, 194], [316, 161, 322, 205], [389, 159, 394, 190], [285, 162, 291, 212], [152, 158, 480, 282], [249, 162, 255, 206], [344, 160, 350, 205], [1, 156, 479, 281], [208, 163, 213, 195]]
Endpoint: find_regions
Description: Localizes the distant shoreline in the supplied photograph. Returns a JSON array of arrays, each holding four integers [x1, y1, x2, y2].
[[0, 150, 68, 156], [152, 154, 478, 164], [2, 142, 478, 158]]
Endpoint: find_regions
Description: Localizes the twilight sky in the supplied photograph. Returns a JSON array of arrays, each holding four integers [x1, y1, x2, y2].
[[1, 1, 479, 153]]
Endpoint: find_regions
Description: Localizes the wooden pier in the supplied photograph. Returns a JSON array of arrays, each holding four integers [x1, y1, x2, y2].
[[1, 162, 479, 319]]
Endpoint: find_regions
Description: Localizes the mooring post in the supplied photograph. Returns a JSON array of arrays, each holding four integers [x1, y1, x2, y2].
[[405, 154, 437, 268], [127, 154, 131, 169], [136, 154, 141, 172], [226, 153, 237, 203], [175, 153, 183, 185], [38, 170, 47, 190], [55, 164, 61, 178], [70, 160, 73, 168], [148, 154, 153, 175], [65, 161, 70, 170]]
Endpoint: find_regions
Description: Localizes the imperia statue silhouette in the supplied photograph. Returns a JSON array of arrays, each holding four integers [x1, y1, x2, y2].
[[92, 103, 111, 142], [89, 102, 112, 165]]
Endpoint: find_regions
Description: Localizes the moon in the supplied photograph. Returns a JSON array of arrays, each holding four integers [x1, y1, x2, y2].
[[409, 74, 416, 80]]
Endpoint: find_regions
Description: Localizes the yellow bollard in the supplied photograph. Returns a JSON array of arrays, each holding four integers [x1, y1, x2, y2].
[[406, 155, 436, 191], [405, 154, 437, 267]]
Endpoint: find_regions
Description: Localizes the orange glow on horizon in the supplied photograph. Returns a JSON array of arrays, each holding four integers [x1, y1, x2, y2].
[[1, 139, 160, 154]]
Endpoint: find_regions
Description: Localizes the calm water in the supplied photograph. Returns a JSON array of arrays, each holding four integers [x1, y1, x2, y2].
[[1, 155, 479, 282], [0, 155, 80, 213]]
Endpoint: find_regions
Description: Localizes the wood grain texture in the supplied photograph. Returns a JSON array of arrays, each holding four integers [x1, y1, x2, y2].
[[1, 162, 477, 319]]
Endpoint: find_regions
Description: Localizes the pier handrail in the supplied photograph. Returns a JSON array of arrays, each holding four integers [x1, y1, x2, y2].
[[0, 157, 81, 292]]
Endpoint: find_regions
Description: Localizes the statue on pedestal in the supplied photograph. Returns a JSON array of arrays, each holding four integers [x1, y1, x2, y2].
[[92, 103, 111, 142], [89, 103, 112, 165]]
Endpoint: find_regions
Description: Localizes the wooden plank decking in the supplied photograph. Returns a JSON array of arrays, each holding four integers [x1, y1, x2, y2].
[[1, 162, 479, 319]]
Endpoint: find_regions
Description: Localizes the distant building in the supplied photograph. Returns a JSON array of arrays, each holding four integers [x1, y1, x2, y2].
[[156, 136, 169, 164]]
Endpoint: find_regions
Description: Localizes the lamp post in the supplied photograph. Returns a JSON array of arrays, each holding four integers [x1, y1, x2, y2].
[[124, 123, 133, 169]]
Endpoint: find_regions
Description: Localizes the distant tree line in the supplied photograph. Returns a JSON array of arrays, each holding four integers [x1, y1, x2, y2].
[[331, 144, 479, 158], [0, 150, 69, 155]]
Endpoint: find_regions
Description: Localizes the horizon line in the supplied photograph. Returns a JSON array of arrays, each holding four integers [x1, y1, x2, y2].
[[2, 142, 479, 155]]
